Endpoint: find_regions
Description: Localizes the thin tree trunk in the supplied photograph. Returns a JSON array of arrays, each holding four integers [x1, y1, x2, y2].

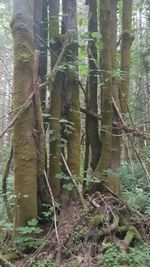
[[120, 0, 133, 114], [87, 0, 101, 171], [61, 0, 80, 203], [34, 0, 48, 112], [94, 0, 113, 178], [110, 0, 121, 196], [33, 0, 49, 209], [49, 0, 61, 199]]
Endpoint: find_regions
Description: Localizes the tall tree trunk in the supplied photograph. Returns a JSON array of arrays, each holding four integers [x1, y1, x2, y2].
[[33, 0, 49, 210], [34, 0, 47, 112], [49, 0, 61, 199], [120, 0, 133, 114], [61, 0, 80, 203], [110, 0, 121, 196], [93, 0, 113, 181], [11, 0, 37, 228], [87, 0, 101, 171]]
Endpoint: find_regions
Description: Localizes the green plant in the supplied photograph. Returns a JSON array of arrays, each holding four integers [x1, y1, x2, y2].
[[15, 219, 43, 251], [99, 242, 150, 267], [117, 161, 150, 218], [30, 259, 56, 267], [56, 172, 77, 192], [41, 204, 60, 223]]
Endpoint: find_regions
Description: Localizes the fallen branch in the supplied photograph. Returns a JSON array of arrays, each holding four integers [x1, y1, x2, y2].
[[61, 153, 86, 208], [44, 171, 59, 245], [80, 107, 150, 139]]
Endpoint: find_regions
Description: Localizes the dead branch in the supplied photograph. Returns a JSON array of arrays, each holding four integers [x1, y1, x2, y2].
[[0, 92, 33, 139], [80, 107, 150, 139], [39, 39, 68, 90], [44, 171, 59, 244], [61, 153, 87, 208]]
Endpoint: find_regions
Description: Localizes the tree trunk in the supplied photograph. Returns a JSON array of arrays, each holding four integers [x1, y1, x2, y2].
[[34, 0, 48, 112], [11, 0, 37, 228], [49, 0, 62, 199], [87, 0, 101, 171], [93, 0, 113, 180], [33, 0, 49, 210], [110, 0, 121, 196], [61, 0, 80, 203], [120, 0, 133, 114]]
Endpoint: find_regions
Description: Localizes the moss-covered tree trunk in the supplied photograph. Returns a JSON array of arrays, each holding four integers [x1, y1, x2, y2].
[[93, 0, 113, 184], [87, 0, 101, 171], [110, 0, 121, 196], [120, 0, 133, 114], [11, 0, 37, 227], [34, 0, 48, 112], [33, 0, 49, 209], [61, 0, 80, 203], [49, 0, 61, 199]]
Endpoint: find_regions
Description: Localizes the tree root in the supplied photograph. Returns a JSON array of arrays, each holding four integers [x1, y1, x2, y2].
[[123, 226, 142, 246], [88, 206, 142, 249], [0, 252, 19, 267]]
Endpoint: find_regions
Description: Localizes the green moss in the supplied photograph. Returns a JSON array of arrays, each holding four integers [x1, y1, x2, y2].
[[91, 214, 105, 227]]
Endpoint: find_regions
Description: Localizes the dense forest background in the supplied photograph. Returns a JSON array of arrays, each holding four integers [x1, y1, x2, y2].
[[0, 0, 150, 266]]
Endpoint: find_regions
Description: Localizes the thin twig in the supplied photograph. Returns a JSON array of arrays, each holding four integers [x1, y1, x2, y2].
[[44, 171, 59, 244], [0, 92, 34, 139], [39, 41, 68, 90], [61, 153, 86, 208]]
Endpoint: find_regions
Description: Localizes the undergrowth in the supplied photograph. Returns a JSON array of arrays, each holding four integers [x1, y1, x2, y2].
[[99, 242, 150, 267], [0, 146, 150, 266]]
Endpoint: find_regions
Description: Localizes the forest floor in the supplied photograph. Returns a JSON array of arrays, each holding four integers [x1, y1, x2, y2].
[[1, 192, 150, 267]]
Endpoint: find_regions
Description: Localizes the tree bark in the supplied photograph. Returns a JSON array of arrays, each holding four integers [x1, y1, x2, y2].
[[120, 0, 133, 113], [110, 0, 121, 196], [49, 0, 62, 199], [11, 0, 37, 228], [34, 0, 48, 112], [94, 0, 113, 179], [61, 0, 80, 204], [87, 0, 101, 171]]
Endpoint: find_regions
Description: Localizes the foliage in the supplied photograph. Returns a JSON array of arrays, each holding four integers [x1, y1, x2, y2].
[[56, 172, 77, 191], [29, 259, 56, 267], [41, 203, 60, 223], [117, 158, 150, 218], [99, 242, 150, 267], [15, 219, 43, 251]]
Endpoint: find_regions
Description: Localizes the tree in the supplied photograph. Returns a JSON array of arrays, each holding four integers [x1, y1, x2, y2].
[[11, 0, 38, 228], [49, 0, 61, 200], [86, 0, 101, 171], [3, 1, 149, 264], [61, 0, 80, 204], [90, 0, 114, 193]]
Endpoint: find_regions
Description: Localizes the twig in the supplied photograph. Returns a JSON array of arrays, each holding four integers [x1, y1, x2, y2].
[[39, 41, 68, 90], [0, 92, 34, 139], [44, 171, 59, 244], [61, 153, 86, 208], [130, 141, 150, 185]]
